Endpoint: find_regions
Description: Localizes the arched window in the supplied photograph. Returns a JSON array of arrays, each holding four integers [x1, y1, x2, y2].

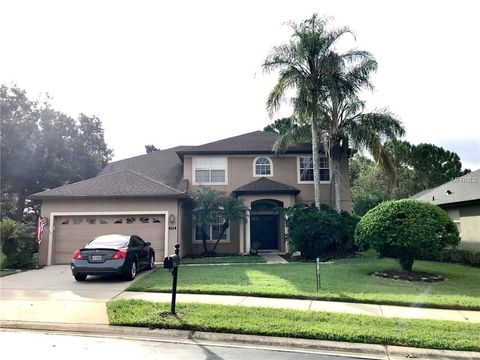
[[254, 157, 273, 176]]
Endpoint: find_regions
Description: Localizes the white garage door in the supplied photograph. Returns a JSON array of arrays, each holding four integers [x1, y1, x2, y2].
[[53, 214, 165, 264]]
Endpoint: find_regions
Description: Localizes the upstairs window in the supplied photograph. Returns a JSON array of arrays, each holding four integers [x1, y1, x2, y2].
[[193, 157, 227, 184], [298, 156, 330, 183], [254, 157, 272, 176]]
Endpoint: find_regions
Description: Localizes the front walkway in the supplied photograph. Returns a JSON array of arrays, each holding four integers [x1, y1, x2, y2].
[[258, 253, 289, 264], [116, 292, 480, 324]]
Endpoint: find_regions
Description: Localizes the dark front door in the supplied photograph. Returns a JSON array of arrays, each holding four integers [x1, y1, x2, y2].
[[251, 214, 279, 250]]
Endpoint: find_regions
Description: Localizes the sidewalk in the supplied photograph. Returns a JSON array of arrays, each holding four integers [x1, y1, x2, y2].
[[115, 291, 480, 323]]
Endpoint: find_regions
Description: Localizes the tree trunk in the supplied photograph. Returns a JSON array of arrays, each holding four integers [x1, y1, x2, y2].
[[334, 169, 341, 212], [399, 252, 414, 272], [201, 227, 209, 255], [330, 143, 343, 212], [311, 121, 321, 209], [211, 221, 229, 253]]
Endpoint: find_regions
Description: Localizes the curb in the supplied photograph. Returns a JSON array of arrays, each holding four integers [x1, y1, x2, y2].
[[1, 320, 479, 360]]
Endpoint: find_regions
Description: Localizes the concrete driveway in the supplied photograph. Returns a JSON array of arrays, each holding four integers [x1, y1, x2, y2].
[[0, 265, 151, 325]]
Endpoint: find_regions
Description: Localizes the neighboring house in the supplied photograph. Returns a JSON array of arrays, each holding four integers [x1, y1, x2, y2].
[[30, 131, 352, 265], [411, 169, 480, 250]]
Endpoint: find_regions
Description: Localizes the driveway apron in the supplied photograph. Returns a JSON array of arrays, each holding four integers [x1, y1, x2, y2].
[[0, 265, 148, 325]]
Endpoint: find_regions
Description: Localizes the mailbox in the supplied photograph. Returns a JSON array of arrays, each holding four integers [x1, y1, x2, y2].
[[163, 254, 180, 270], [164, 244, 180, 314]]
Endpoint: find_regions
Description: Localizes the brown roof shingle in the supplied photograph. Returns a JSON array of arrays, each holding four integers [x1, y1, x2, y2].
[[177, 131, 314, 158], [30, 169, 186, 199], [233, 177, 300, 195], [411, 169, 480, 206]]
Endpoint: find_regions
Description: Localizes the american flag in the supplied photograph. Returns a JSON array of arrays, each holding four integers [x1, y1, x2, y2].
[[36, 217, 47, 244]]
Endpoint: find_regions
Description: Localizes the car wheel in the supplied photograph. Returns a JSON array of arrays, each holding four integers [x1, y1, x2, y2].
[[125, 260, 137, 281], [74, 273, 87, 281], [147, 253, 155, 270]]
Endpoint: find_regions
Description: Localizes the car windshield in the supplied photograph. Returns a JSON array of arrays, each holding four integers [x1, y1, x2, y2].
[[85, 234, 130, 249]]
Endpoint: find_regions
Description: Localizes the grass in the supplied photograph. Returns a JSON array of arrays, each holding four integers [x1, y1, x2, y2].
[[129, 253, 480, 310], [180, 255, 266, 265], [0, 270, 16, 277], [107, 300, 480, 352]]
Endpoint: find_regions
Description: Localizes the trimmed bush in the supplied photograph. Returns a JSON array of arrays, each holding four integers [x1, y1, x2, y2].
[[355, 200, 460, 271], [417, 248, 480, 268], [286, 204, 359, 260]]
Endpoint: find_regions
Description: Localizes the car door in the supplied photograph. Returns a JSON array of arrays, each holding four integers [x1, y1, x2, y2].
[[132, 236, 148, 268]]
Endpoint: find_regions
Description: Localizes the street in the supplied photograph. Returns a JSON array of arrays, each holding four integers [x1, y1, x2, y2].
[[0, 329, 375, 360]]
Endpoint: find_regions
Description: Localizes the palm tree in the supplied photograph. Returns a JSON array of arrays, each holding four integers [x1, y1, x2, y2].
[[191, 188, 245, 255], [263, 14, 374, 209], [211, 195, 246, 253], [324, 98, 404, 211], [272, 97, 404, 212]]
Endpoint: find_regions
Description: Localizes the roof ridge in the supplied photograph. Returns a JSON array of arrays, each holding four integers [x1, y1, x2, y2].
[[33, 169, 134, 195], [126, 169, 184, 194], [105, 145, 188, 167], [420, 168, 480, 193], [187, 130, 274, 148], [250, 176, 298, 188]]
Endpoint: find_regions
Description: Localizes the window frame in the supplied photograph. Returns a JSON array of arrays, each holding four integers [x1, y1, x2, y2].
[[193, 211, 230, 244], [192, 156, 228, 185], [297, 155, 331, 184], [253, 156, 273, 177]]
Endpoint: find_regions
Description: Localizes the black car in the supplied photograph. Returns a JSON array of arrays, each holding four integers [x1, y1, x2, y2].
[[71, 234, 155, 281]]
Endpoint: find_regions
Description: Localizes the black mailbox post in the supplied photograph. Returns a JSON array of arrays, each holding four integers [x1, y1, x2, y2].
[[163, 243, 180, 314]]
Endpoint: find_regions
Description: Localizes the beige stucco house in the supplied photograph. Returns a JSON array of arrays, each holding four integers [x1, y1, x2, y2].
[[31, 131, 352, 265], [411, 169, 480, 250]]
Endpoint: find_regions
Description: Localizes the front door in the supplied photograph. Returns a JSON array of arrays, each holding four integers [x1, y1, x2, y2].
[[251, 214, 279, 250]]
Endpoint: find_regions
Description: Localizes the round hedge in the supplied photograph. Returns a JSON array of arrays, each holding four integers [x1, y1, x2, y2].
[[355, 199, 459, 271]]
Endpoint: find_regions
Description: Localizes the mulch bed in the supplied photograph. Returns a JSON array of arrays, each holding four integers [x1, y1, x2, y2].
[[373, 270, 445, 282]]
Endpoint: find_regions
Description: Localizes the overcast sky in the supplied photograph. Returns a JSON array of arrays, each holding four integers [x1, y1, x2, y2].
[[1, 0, 479, 169]]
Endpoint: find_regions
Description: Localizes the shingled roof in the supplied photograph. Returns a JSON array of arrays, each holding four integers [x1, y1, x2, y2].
[[30, 131, 316, 201], [232, 177, 300, 195], [30, 146, 189, 200], [177, 131, 314, 158], [30, 169, 186, 199], [100, 146, 189, 191], [411, 169, 480, 206]]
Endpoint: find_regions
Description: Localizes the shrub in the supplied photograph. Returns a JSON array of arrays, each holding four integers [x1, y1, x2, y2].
[[355, 199, 460, 271], [0, 218, 36, 269], [417, 247, 480, 268], [286, 204, 359, 260]]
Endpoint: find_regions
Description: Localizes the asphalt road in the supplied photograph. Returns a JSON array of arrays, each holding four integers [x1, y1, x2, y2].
[[0, 329, 374, 360]]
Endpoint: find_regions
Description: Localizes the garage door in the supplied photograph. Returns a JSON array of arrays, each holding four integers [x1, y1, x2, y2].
[[53, 214, 165, 264]]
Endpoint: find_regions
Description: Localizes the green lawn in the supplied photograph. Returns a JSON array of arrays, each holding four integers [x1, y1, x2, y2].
[[180, 255, 266, 265], [107, 300, 480, 351], [0, 270, 16, 277], [129, 254, 480, 310]]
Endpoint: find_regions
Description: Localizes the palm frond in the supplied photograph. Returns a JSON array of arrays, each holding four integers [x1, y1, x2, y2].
[[346, 113, 404, 185], [272, 123, 311, 153], [266, 67, 302, 116]]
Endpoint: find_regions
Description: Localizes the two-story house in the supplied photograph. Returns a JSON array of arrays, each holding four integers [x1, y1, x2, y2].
[[31, 131, 352, 265]]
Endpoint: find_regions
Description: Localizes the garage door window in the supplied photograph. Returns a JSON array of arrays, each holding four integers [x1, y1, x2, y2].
[[140, 217, 149, 224], [87, 218, 96, 225], [99, 218, 108, 224], [73, 218, 83, 225], [61, 219, 70, 225], [114, 218, 123, 224], [152, 217, 161, 223], [126, 217, 136, 224]]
